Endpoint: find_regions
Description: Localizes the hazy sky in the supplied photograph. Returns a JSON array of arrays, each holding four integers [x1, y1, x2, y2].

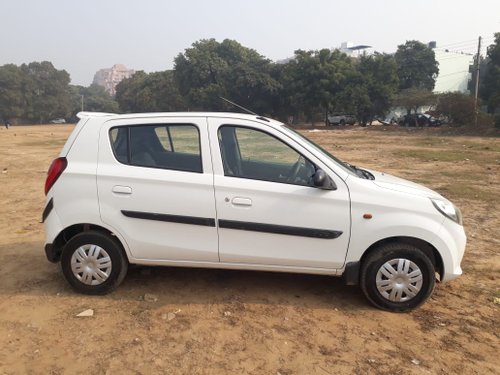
[[1, 0, 499, 86]]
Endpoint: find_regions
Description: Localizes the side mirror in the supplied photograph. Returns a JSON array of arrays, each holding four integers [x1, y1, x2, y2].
[[313, 169, 336, 190]]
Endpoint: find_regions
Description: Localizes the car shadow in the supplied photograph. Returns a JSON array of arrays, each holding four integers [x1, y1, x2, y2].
[[0, 241, 369, 312]]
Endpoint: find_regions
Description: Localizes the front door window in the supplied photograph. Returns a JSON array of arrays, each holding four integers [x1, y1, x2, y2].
[[218, 126, 316, 187]]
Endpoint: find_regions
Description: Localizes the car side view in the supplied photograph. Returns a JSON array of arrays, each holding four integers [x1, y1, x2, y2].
[[42, 112, 466, 311]]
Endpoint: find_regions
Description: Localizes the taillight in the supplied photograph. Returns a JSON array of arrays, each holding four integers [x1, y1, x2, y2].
[[44, 157, 67, 195]]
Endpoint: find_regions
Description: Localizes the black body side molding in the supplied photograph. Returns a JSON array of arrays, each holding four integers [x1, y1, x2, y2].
[[218, 219, 342, 239], [121, 210, 216, 227]]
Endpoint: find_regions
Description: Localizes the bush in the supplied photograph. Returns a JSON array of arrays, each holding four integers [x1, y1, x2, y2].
[[495, 115, 500, 129], [436, 92, 475, 126]]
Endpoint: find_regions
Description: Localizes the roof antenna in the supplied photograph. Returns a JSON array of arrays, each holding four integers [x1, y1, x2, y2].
[[219, 97, 258, 115]]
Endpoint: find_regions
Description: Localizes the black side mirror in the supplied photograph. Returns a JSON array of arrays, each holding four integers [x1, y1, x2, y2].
[[313, 169, 336, 190]]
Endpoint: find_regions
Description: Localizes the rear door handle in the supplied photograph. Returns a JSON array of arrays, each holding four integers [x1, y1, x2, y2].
[[112, 185, 132, 195], [231, 197, 252, 206]]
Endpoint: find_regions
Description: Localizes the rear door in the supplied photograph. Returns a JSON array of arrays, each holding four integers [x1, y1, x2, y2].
[[97, 116, 219, 262], [208, 117, 351, 269]]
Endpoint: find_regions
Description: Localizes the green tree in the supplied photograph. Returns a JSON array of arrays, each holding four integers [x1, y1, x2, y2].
[[282, 49, 355, 124], [21, 61, 72, 123], [395, 40, 439, 91], [395, 88, 436, 116], [116, 70, 186, 113], [480, 33, 500, 113], [436, 92, 475, 126], [174, 39, 280, 113], [349, 53, 399, 124], [70, 84, 119, 119], [0, 64, 25, 120]]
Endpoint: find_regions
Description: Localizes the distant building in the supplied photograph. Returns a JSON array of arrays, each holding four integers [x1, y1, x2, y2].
[[431, 42, 473, 94], [338, 41, 373, 57], [276, 41, 373, 64], [92, 64, 135, 96]]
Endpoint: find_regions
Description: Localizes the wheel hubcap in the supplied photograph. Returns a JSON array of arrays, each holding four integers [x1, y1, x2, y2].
[[71, 244, 112, 286], [376, 258, 423, 302]]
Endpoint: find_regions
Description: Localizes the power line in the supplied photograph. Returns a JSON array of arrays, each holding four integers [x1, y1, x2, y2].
[[437, 55, 475, 62], [432, 37, 494, 56], [437, 70, 469, 78], [433, 36, 494, 50], [433, 39, 478, 49]]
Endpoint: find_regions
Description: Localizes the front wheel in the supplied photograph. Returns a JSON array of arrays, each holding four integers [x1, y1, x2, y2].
[[61, 231, 128, 295], [360, 243, 435, 312]]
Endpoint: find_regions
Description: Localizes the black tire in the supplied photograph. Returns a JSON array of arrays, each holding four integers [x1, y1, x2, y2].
[[339, 119, 346, 126], [360, 242, 435, 312], [61, 231, 128, 295]]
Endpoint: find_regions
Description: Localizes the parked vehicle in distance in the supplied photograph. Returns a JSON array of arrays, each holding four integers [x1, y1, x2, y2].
[[378, 117, 398, 126], [49, 118, 66, 124], [398, 113, 442, 127], [327, 113, 356, 126], [42, 112, 466, 311], [422, 114, 442, 127]]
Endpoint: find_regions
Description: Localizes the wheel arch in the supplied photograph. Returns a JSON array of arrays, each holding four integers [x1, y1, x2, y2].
[[51, 223, 129, 263], [360, 236, 444, 281]]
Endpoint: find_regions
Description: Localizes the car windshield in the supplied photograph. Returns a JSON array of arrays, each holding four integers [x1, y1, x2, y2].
[[283, 126, 358, 176]]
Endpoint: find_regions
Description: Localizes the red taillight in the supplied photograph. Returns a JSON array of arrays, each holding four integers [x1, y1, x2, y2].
[[44, 157, 67, 195]]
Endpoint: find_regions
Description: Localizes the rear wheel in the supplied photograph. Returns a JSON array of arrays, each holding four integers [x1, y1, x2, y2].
[[61, 231, 128, 295], [360, 242, 435, 312]]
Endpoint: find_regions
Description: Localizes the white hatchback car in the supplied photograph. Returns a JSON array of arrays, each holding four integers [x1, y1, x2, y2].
[[42, 112, 466, 311]]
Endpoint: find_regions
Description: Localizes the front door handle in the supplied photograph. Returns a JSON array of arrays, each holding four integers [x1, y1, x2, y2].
[[231, 197, 252, 206], [112, 185, 132, 195]]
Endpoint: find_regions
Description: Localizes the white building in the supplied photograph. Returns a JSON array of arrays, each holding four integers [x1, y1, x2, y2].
[[338, 41, 373, 57], [432, 45, 473, 94], [276, 41, 373, 64]]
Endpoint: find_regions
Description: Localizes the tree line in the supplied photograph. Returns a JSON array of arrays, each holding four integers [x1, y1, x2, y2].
[[0, 61, 118, 123], [1, 34, 499, 125], [115, 38, 437, 125]]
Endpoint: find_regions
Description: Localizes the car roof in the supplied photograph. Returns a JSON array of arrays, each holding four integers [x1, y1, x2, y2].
[[76, 111, 283, 127]]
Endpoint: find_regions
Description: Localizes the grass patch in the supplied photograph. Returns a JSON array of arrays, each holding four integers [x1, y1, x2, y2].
[[21, 140, 67, 147], [454, 141, 500, 153], [412, 137, 450, 147], [436, 185, 498, 202], [394, 149, 468, 162], [394, 149, 499, 163]]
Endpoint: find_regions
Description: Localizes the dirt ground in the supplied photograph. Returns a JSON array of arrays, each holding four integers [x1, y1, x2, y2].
[[0, 124, 498, 375]]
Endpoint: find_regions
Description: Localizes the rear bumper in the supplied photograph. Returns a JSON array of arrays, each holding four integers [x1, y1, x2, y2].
[[43, 196, 64, 263]]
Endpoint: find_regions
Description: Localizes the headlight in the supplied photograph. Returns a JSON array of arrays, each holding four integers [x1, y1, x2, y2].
[[431, 198, 463, 225]]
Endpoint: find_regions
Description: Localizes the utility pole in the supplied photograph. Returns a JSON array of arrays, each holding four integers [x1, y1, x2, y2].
[[81, 95, 84, 112], [474, 36, 481, 127]]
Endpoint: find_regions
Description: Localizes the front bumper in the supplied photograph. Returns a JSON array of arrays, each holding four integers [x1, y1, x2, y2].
[[432, 219, 467, 282]]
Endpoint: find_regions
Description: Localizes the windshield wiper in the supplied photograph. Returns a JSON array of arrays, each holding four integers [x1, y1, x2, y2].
[[346, 164, 375, 180]]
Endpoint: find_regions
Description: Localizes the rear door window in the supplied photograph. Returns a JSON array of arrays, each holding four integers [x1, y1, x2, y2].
[[109, 124, 202, 173]]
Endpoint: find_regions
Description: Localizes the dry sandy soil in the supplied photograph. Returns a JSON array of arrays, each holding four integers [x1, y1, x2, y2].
[[0, 124, 498, 375]]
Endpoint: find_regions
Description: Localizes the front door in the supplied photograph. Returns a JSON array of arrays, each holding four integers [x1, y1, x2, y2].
[[97, 116, 219, 262], [208, 118, 351, 269]]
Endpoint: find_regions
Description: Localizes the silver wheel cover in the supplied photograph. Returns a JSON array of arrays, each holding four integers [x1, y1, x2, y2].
[[376, 258, 423, 302], [71, 244, 112, 286]]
